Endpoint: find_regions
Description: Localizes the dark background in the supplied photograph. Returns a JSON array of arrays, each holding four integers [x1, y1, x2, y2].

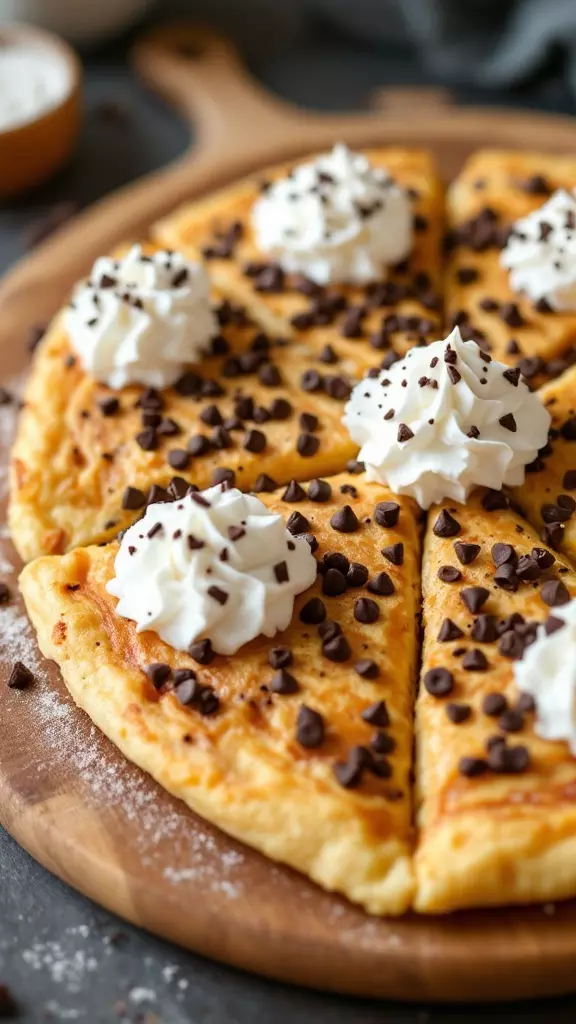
[[2, 5, 576, 1020]]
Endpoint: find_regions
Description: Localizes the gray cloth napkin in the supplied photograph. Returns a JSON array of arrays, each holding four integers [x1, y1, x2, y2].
[[312, 0, 576, 93]]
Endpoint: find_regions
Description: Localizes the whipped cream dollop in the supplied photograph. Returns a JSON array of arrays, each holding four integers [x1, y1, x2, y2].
[[251, 143, 413, 286], [501, 189, 576, 310], [64, 245, 217, 390], [514, 598, 576, 755], [107, 485, 317, 656], [343, 327, 551, 509]]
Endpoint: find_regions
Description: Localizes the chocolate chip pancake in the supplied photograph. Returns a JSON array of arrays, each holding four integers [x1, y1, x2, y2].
[[10, 293, 358, 562], [415, 487, 576, 913], [447, 150, 576, 384], [19, 473, 422, 915]]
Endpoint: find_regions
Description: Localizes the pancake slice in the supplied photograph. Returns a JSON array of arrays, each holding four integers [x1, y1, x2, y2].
[[10, 298, 358, 562], [153, 149, 444, 378], [447, 150, 576, 384], [510, 365, 576, 565], [20, 473, 422, 915], [415, 488, 576, 913]]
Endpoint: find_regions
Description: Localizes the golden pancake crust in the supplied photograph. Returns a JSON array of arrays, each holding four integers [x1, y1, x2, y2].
[[20, 474, 421, 915]]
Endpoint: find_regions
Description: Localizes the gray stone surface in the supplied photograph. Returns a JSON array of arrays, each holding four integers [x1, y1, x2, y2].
[[1, 10, 576, 1020]]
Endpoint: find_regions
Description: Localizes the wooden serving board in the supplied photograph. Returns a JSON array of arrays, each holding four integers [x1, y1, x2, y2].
[[4, 23, 576, 1003]]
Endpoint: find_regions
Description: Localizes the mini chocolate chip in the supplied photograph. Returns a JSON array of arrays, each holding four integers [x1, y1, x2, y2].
[[374, 501, 400, 528], [243, 428, 267, 453], [541, 579, 570, 607], [188, 434, 211, 457], [189, 639, 214, 664], [433, 509, 461, 537], [381, 542, 404, 565], [397, 423, 414, 443], [212, 467, 235, 486], [454, 541, 480, 565], [457, 266, 479, 284], [259, 363, 282, 387], [323, 568, 348, 597], [516, 692, 536, 713], [99, 396, 119, 416], [296, 705, 325, 747], [446, 702, 472, 724], [437, 565, 462, 583], [269, 646, 292, 669], [354, 597, 380, 624], [462, 648, 489, 671], [146, 663, 171, 688], [323, 634, 352, 662], [459, 756, 488, 778], [271, 669, 299, 694], [370, 730, 396, 754], [287, 511, 310, 535], [491, 542, 517, 567], [494, 563, 519, 592], [516, 555, 540, 582], [483, 692, 508, 716], [482, 489, 509, 512], [354, 659, 379, 679], [499, 413, 517, 433], [347, 562, 369, 587], [471, 614, 498, 643], [168, 449, 190, 471], [545, 614, 566, 635], [461, 586, 490, 614], [503, 367, 521, 386], [135, 428, 158, 451], [330, 505, 360, 533], [283, 480, 307, 502], [297, 432, 320, 457], [488, 742, 530, 774], [299, 597, 326, 624], [532, 546, 555, 570], [562, 470, 576, 490], [498, 709, 524, 733], [301, 369, 323, 392], [318, 619, 342, 643], [122, 486, 146, 510], [361, 700, 390, 727], [253, 473, 277, 493], [424, 667, 454, 697], [269, 397, 292, 420], [498, 630, 525, 660], [7, 661, 35, 689], [438, 618, 464, 642], [367, 571, 394, 596], [308, 479, 332, 502], [333, 746, 369, 789]]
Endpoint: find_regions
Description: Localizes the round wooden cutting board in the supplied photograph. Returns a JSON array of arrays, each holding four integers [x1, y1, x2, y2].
[[4, 23, 576, 1003]]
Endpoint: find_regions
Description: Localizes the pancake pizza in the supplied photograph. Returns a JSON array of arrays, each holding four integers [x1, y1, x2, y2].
[[510, 364, 576, 564], [19, 472, 422, 915], [447, 150, 576, 386], [153, 146, 444, 378], [9, 245, 359, 562], [415, 488, 576, 913]]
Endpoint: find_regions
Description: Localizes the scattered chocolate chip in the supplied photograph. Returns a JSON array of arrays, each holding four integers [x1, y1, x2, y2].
[[355, 659, 379, 679], [361, 700, 390, 727], [308, 479, 332, 502], [354, 597, 380, 624], [483, 692, 508, 717], [146, 662, 171, 688], [516, 692, 536, 713], [482, 489, 509, 512], [189, 638, 214, 664], [437, 565, 462, 583], [462, 648, 489, 672], [99, 396, 119, 416], [7, 661, 34, 690], [374, 501, 400, 527], [323, 568, 348, 597], [347, 562, 369, 587], [498, 630, 525, 660], [397, 423, 414, 443], [438, 618, 464, 642], [498, 709, 524, 733], [333, 746, 369, 788], [446, 702, 471, 724], [491, 542, 517, 567], [381, 542, 403, 565], [297, 432, 320, 457], [367, 572, 395, 596], [433, 509, 461, 538], [296, 704, 325, 748], [424, 667, 454, 697], [454, 541, 480, 565], [299, 597, 326, 624], [271, 669, 299, 694], [499, 413, 517, 432], [287, 511, 310, 535], [122, 486, 146, 510], [135, 428, 158, 451], [471, 614, 498, 643], [460, 586, 490, 614], [541, 579, 570, 607], [488, 742, 530, 774], [253, 473, 277, 493], [459, 756, 488, 778], [494, 563, 519, 592], [322, 634, 352, 662], [243, 428, 267, 453]]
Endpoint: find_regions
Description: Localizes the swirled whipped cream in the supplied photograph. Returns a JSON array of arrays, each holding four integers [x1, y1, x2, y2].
[[514, 598, 576, 754], [64, 245, 217, 390], [342, 327, 551, 509], [107, 485, 317, 656], [251, 143, 413, 286], [501, 189, 576, 310]]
